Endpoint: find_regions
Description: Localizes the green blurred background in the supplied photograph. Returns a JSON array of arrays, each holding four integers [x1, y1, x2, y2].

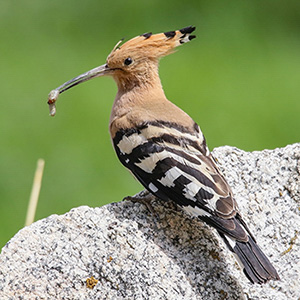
[[0, 0, 299, 249]]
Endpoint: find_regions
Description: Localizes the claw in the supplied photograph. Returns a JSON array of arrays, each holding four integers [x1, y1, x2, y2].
[[124, 189, 157, 216]]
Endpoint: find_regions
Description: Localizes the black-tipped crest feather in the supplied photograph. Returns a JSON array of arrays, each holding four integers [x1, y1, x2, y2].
[[179, 26, 196, 34]]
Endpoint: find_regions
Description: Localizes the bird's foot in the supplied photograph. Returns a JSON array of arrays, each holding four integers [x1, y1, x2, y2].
[[123, 189, 157, 216]]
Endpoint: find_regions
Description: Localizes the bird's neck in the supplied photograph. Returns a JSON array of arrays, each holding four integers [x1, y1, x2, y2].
[[109, 71, 166, 131], [109, 66, 197, 139], [116, 75, 164, 98], [114, 61, 163, 92]]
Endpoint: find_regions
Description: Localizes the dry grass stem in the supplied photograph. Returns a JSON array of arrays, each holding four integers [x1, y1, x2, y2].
[[25, 159, 45, 226]]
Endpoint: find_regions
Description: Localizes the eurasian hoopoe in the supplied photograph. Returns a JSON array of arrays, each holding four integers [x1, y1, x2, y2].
[[48, 26, 280, 284]]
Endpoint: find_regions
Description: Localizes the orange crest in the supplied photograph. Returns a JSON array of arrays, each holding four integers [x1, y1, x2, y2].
[[106, 26, 196, 68]]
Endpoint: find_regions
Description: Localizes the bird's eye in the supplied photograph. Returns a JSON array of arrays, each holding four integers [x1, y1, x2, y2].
[[124, 57, 133, 66]]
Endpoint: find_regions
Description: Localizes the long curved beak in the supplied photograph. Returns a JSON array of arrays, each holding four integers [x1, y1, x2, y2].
[[47, 63, 109, 116]]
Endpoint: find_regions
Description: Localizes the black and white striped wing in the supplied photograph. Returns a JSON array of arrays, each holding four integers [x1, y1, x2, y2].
[[113, 121, 280, 283], [113, 121, 246, 241]]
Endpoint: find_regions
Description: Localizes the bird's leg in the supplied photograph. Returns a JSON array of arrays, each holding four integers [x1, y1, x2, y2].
[[123, 189, 157, 215]]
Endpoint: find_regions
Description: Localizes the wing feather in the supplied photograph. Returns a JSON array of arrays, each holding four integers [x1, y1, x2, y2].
[[114, 122, 244, 240]]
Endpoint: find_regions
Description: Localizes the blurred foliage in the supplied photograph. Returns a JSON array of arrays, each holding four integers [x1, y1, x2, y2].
[[0, 0, 299, 249]]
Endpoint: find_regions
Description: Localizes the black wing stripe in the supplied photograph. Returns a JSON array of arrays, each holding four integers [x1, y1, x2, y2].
[[113, 127, 143, 145], [129, 142, 164, 163], [146, 120, 199, 135], [150, 157, 175, 179], [149, 134, 206, 155], [196, 188, 214, 201], [163, 146, 202, 165], [132, 143, 203, 167], [174, 162, 220, 194]]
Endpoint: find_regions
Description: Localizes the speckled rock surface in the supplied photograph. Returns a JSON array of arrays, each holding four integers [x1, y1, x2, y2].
[[0, 144, 299, 300]]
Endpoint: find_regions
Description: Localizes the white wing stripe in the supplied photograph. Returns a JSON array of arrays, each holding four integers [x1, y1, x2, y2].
[[183, 182, 201, 200], [183, 205, 210, 217], [158, 166, 182, 187], [148, 183, 158, 193], [117, 133, 147, 154]]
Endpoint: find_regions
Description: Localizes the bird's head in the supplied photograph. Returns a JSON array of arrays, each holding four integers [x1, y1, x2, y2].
[[106, 26, 195, 89], [48, 26, 196, 115]]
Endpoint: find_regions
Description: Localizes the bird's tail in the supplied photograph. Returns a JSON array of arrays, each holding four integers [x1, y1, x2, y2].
[[219, 231, 280, 284]]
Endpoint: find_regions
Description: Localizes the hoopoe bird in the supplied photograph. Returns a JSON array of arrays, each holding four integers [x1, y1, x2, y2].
[[48, 26, 280, 284]]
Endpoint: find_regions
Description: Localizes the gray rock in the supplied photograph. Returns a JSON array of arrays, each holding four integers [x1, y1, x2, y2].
[[0, 144, 299, 300]]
